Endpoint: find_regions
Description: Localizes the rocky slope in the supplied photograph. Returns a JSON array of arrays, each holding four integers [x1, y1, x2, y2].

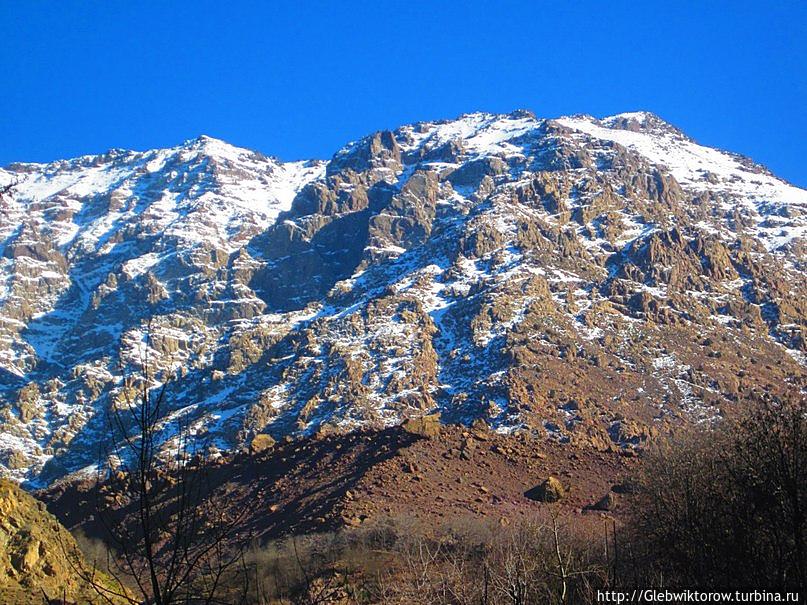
[[0, 110, 805, 485], [0, 478, 122, 603], [43, 422, 633, 546]]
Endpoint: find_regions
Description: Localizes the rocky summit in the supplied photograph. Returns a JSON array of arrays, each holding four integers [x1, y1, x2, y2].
[[0, 110, 805, 485]]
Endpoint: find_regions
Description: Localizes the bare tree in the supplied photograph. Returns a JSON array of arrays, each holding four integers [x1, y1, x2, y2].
[[627, 389, 807, 589], [79, 328, 251, 604], [367, 515, 606, 605]]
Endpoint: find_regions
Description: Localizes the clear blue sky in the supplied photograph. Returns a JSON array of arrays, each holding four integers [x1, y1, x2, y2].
[[1, 1, 805, 187]]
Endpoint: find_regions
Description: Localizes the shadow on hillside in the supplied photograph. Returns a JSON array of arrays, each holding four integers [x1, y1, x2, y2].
[[42, 427, 421, 544]]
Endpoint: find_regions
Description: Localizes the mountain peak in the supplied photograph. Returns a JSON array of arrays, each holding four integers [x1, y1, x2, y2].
[[179, 134, 268, 162], [603, 110, 658, 124], [600, 110, 686, 137]]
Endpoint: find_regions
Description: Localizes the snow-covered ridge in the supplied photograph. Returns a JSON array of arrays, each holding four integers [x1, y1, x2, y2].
[[0, 136, 325, 222], [396, 111, 539, 159], [0, 135, 326, 375], [556, 114, 807, 206], [0, 137, 327, 284], [393, 109, 806, 208], [5, 112, 804, 214], [554, 113, 806, 253]]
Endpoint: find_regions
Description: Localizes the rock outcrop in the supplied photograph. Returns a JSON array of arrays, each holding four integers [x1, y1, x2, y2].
[[0, 479, 123, 603]]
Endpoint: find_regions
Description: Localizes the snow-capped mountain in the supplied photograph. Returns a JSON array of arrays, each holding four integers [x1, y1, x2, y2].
[[0, 110, 804, 484]]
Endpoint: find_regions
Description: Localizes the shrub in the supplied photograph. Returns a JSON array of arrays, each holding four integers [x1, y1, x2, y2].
[[625, 393, 806, 589]]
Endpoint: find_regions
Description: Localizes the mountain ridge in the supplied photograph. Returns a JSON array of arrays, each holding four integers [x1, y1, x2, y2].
[[0, 109, 804, 486]]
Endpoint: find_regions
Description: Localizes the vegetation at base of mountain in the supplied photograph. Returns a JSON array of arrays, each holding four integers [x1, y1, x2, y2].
[[240, 514, 609, 605], [626, 392, 806, 588], [65, 343, 253, 605], [42, 389, 800, 603]]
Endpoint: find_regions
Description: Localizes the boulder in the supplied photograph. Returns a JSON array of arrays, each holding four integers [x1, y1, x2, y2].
[[401, 413, 441, 438], [586, 492, 617, 511], [525, 476, 566, 502], [611, 480, 639, 495], [250, 433, 276, 454]]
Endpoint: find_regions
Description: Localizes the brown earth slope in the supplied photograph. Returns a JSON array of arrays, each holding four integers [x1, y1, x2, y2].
[[42, 423, 637, 548]]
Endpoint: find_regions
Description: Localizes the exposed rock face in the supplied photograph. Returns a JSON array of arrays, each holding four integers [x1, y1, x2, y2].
[[0, 479, 121, 603], [0, 110, 805, 485]]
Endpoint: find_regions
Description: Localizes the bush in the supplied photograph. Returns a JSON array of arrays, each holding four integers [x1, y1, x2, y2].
[[239, 515, 610, 604], [625, 393, 806, 589]]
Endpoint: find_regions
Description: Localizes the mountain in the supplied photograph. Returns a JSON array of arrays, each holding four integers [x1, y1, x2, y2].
[[0, 110, 804, 485]]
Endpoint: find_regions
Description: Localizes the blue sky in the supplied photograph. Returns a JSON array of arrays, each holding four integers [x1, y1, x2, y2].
[[1, 1, 805, 186]]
